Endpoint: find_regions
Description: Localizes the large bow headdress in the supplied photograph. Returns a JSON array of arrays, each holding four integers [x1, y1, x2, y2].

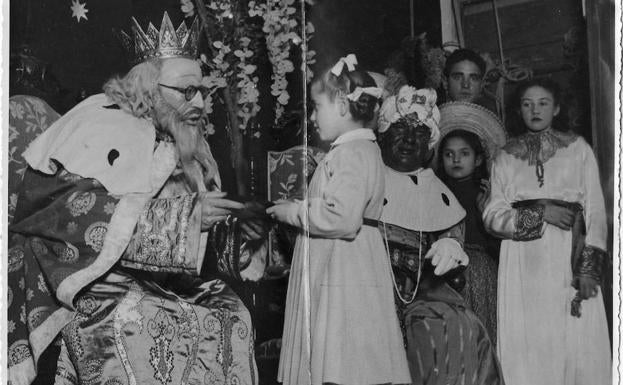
[[377, 86, 441, 148]]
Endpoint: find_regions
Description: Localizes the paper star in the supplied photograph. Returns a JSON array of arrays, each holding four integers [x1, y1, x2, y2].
[[71, 0, 89, 22]]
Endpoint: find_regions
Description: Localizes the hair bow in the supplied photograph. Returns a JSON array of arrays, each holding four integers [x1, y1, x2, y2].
[[346, 87, 383, 101], [330, 54, 358, 76]]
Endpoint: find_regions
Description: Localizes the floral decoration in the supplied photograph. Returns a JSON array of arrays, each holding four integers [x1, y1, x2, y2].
[[181, 0, 314, 129]]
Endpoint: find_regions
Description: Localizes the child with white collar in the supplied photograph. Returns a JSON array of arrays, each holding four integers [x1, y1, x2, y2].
[[267, 54, 411, 385]]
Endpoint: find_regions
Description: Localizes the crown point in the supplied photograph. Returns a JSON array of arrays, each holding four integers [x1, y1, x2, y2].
[[118, 12, 200, 65]]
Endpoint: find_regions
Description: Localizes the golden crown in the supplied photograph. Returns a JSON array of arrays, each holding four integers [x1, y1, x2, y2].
[[118, 12, 201, 65]]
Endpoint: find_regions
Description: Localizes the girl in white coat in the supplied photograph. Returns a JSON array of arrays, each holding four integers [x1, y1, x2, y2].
[[267, 55, 411, 385]]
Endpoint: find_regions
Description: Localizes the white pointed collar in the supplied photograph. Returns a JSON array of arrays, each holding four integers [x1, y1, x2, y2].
[[331, 128, 376, 147]]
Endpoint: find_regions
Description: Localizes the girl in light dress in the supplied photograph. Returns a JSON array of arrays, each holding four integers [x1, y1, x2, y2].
[[267, 55, 411, 385], [483, 78, 611, 385]]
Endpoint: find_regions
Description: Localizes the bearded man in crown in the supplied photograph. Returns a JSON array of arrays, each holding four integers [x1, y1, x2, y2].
[[7, 13, 267, 385]]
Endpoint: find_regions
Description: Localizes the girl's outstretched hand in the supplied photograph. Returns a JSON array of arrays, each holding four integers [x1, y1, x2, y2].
[[266, 200, 301, 226], [476, 179, 491, 213], [576, 276, 600, 300], [543, 203, 575, 230]]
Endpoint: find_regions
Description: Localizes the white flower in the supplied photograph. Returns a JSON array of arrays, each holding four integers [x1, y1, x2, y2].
[[67, 222, 78, 234], [277, 60, 294, 73], [234, 49, 253, 59], [249, 4, 263, 17], [8, 320, 16, 334], [205, 122, 216, 136], [242, 64, 256, 74], [26, 289, 34, 301], [10, 101, 25, 119], [277, 91, 290, 105], [103, 202, 116, 215], [9, 193, 18, 211], [37, 273, 49, 294], [203, 94, 214, 114]]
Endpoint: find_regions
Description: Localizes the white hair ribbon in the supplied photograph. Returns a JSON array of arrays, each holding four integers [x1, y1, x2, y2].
[[346, 87, 383, 101], [330, 54, 358, 76]]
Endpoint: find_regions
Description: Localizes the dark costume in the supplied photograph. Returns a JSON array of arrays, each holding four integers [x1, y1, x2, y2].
[[444, 176, 500, 343]]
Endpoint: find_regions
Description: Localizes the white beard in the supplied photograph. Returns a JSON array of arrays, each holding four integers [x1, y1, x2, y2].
[[152, 93, 218, 192]]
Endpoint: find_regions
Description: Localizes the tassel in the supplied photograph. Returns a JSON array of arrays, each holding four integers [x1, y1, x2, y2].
[[570, 293, 582, 318], [536, 159, 544, 187]]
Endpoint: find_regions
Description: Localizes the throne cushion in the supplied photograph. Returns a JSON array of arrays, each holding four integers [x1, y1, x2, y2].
[[265, 145, 326, 278], [8, 95, 61, 223]]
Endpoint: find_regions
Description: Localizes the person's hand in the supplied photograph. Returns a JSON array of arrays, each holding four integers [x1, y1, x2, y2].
[[199, 191, 244, 230], [266, 200, 300, 226], [543, 203, 575, 230], [240, 219, 269, 241], [476, 179, 490, 213], [424, 238, 469, 276], [575, 276, 599, 300]]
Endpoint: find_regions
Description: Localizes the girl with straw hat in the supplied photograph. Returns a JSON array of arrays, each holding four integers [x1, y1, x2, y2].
[[436, 101, 507, 344]]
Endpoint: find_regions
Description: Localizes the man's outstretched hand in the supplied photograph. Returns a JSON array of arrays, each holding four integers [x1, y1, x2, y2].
[[199, 191, 244, 230]]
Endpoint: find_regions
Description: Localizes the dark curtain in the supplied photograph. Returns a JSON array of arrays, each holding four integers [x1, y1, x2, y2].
[[585, 0, 615, 340]]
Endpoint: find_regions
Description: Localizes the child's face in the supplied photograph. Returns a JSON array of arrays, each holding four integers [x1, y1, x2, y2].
[[310, 84, 343, 142], [520, 86, 559, 132], [442, 136, 482, 180]]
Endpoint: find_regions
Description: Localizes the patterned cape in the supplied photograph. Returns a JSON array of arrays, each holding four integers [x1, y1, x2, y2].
[[7, 96, 199, 383]]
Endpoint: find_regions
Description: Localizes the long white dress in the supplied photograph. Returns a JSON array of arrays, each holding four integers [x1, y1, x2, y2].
[[277, 129, 411, 385], [483, 129, 611, 385]]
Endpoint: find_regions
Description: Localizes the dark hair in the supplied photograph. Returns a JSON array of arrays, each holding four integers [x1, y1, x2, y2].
[[444, 48, 487, 77], [437, 129, 488, 183], [510, 77, 569, 133], [312, 66, 379, 123]]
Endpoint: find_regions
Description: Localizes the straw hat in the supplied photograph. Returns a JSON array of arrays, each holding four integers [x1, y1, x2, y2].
[[436, 101, 507, 170]]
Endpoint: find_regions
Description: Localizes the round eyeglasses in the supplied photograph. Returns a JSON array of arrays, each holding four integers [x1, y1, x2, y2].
[[159, 83, 210, 101]]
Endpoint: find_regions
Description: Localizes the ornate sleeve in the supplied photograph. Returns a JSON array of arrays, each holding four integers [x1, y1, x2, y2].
[[120, 193, 203, 275], [483, 153, 546, 241], [122, 194, 268, 280], [513, 204, 545, 241], [574, 245, 606, 282], [203, 216, 267, 281]]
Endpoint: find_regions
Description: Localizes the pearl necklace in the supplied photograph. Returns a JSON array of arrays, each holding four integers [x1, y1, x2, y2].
[[381, 222, 422, 305]]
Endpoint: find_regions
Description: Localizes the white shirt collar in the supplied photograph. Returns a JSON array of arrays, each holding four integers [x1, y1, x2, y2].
[[331, 128, 376, 147], [386, 166, 432, 177]]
